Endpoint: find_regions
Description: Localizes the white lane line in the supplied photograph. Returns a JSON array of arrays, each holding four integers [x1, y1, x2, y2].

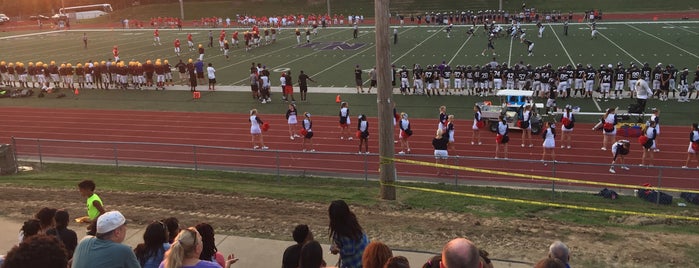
[[626, 23, 699, 59]]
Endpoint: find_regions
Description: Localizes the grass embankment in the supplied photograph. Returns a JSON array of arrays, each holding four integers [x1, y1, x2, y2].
[[3, 163, 698, 234]]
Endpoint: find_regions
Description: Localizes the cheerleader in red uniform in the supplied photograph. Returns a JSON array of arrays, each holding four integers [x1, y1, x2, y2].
[[560, 105, 575, 149]]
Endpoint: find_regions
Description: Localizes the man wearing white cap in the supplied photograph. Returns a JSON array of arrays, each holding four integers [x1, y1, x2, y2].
[[72, 211, 140, 268]]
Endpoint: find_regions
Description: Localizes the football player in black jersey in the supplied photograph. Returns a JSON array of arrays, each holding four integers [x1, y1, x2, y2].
[[399, 65, 410, 95]]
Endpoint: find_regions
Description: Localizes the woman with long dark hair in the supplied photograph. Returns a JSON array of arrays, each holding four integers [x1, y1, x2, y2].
[[195, 223, 225, 267], [328, 200, 370, 268], [134, 221, 170, 268]]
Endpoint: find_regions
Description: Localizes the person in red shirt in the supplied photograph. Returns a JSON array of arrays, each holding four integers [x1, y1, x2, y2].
[[232, 31, 239, 48], [112, 46, 119, 62], [174, 39, 181, 56], [187, 33, 194, 51], [153, 29, 161, 46]]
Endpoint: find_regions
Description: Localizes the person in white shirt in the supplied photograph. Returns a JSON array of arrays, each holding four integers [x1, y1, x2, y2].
[[634, 77, 653, 113], [206, 63, 216, 91]]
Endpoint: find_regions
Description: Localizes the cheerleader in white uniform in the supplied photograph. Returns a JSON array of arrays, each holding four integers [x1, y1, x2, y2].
[[446, 115, 455, 151], [640, 121, 657, 166], [560, 105, 575, 149], [339, 102, 352, 140], [438, 105, 448, 131], [286, 103, 301, 140], [471, 105, 482, 145], [650, 108, 661, 152], [600, 107, 617, 150], [249, 109, 268, 150], [609, 140, 631, 173], [302, 112, 314, 152], [541, 121, 556, 164], [495, 115, 509, 159], [398, 113, 412, 154], [683, 123, 699, 168], [521, 105, 533, 147], [358, 114, 369, 154]]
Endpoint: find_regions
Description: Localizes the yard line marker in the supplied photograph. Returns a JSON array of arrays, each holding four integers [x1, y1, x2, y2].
[[547, 24, 575, 66], [665, 23, 699, 35], [596, 29, 642, 65], [312, 45, 376, 78], [447, 26, 479, 65], [626, 23, 699, 60], [392, 26, 443, 64], [507, 35, 513, 66], [230, 30, 366, 85]]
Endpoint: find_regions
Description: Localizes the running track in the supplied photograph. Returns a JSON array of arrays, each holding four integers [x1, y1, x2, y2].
[[1, 107, 697, 191]]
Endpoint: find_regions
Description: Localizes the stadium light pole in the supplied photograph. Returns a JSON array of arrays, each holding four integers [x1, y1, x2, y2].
[[179, 0, 184, 20], [375, 0, 396, 200], [327, 0, 330, 16]]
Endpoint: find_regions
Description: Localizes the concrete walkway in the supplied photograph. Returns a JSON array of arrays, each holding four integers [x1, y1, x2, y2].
[[0, 216, 529, 267]]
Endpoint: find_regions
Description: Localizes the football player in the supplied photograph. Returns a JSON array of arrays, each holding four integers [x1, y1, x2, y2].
[[412, 64, 424, 95], [612, 62, 626, 99], [599, 64, 613, 101], [678, 68, 689, 102], [399, 65, 410, 95], [584, 64, 597, 99]]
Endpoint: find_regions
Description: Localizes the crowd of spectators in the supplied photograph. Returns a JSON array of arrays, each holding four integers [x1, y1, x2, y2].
[[0, 187, 573, 268]]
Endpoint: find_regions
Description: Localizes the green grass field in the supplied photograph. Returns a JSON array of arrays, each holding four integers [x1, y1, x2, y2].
[[1, 21, 698, 123]]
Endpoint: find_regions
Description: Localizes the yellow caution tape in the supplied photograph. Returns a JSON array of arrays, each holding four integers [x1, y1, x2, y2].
[[385, 183, 699, 221], [383, 156, 699, 194]]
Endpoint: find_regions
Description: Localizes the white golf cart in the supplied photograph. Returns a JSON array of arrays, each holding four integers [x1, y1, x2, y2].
[[478, 89, 545, 134]]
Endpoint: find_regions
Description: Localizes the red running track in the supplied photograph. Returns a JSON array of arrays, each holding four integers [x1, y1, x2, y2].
[[1, 107, 697, 191]]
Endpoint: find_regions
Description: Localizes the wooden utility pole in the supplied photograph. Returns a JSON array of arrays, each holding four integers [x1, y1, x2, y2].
[[375, 0, 396, 200]]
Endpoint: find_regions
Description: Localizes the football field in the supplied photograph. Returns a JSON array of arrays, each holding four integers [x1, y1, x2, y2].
[[1, 20, 699, 122], [2, 21, 698, 87]]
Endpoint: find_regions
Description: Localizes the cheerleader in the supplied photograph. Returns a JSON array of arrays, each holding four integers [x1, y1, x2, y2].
[[446, 115, 455, 151], [683, 123, 699, 168], [640, 120, 658, 166], [398, 112, 412, 154], [600, 107, 617, 150], [471, 105, 483, 145], [339, 102, 352, 140], [433, 128, 450, 176], [520, 105, 533, 147], [609, 140, 631, 174], [357, 114, 369, 154], [392, 102, 400, 143], [560, 105, 575, 149], [285, 103, 301, 140], [541, 121, 556, 164], [302, 112, 314, 152], [650, 108, 661, 152], [495, 115, 509, 159], [438, 105, 448, 131], [249, 109, 268, 150]]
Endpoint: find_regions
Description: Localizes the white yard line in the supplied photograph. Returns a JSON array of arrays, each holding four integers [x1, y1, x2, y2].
[[231, 30, 364, 85], [626, 23, 699, 59], [507, 35, 513, 66], [0, 30, 63, 40], [392, 26, 446, 64], [315, 45, 376, 78], [447, 26, 479, 65], [547, 24, 575, 65], [664, 22, 699, 34], [597, 31, 642, 65]]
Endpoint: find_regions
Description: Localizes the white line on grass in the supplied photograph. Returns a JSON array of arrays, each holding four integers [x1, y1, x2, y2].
[[231, 30, 371, 85], [314, 45, 376, 78], [547, 24, 575, 65], [392, 26, 446, 64], [447, 26, 479, 65], [597, 30, 642, 65], [664, 23, 699, 35], [507, 35, 513, 66], [0, 30, 63, 40], [626, 24, 699, 59]]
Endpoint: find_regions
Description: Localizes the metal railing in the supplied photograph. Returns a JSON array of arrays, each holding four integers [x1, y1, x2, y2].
[[10, 137, 699, 204]]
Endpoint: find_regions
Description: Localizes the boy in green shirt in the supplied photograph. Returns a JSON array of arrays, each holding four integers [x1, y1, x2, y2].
[[77, 180, 105, 223]]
